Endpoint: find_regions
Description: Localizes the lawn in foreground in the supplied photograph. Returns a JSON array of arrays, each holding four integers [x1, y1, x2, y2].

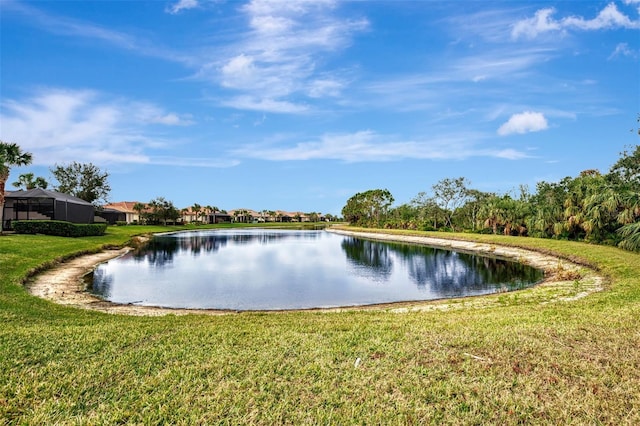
[[1, 225, 639, 424]]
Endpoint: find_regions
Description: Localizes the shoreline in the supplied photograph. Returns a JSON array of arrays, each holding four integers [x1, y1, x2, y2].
[[26, 229, 604, 316]]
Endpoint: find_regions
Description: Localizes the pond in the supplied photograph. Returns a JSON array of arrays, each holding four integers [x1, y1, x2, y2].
[[89, 229, 543, 310]]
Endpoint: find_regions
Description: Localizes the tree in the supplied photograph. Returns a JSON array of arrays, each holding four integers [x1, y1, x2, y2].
[[147, 197, 179, 226], [50, 162, 111, 206], [192, 203, 202, 224], [133, 202, 147, 224], [457, 189, 493, 231], [1, 142, 33, 233], [410, 192, 443, 230], [431, 177, 470, 231], [11, 172, 48, 190], [342, 189, 394, 227], [608, 145, 640, 191], [618, 221, 640, 251]]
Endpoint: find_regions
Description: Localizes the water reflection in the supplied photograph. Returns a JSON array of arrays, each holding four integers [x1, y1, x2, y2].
[[90, 229, 543, 310], [341, 238, 393, 282], [341, 238, 542, 295]]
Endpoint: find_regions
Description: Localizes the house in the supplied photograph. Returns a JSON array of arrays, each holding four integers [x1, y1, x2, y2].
[[102, 201, 145, 224], [205, 211, 232, 224], [228, 209, 260, 223], [2, 188, 95, 231], [180, 207, 232, 224]]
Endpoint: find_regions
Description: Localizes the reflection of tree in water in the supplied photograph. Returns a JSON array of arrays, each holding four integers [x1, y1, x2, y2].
[[89, 265, 114, 298], [342, 238, 542, 294], [133, 237, 180, 267], [341, 237, 393, 282], [391, 243, 542, 294]]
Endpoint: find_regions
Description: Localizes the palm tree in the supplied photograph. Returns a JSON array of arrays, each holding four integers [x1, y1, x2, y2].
[[618, 221, 640, 251], [192, 203, 202, 224], [12, 172, 48, 190], [133, 202, 147, 224], [204, 205, 216, 224], [1, 142, 33, 233]]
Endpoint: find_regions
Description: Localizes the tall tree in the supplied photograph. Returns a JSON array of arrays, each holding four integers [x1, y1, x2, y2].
[[192, 203, 202, 224], [1, 142, 33, 233], [431, 177, 470, 231], [608, 145, 640, 191], [50, 162, 111, 206], [12, 172, 48, 190]]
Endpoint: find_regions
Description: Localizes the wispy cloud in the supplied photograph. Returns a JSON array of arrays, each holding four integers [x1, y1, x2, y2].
[[166, 0, 200, 15], [512, 3, 640, 39], [608, 42, 638, 59], [221, 96, 309, 114], [201, 0, 368, 113], [3, 0, 193, 65], [231, 130, 529, 162], [498, 111, 548, 136], [0, 88, 228, 168]]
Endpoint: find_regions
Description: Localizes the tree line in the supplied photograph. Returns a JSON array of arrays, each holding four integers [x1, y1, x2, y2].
[[342, 145, 640, 251]]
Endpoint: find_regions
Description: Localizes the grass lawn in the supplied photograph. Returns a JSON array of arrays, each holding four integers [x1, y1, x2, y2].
[[1, 224, 639, 424]]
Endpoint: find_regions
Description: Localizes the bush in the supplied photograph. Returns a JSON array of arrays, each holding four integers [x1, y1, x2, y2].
[[115, 221, 128, 226], [13, 220, 107, 237]]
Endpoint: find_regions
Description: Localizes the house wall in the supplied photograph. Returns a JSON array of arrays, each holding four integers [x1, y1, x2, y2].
[[54, 200, 94, 223]]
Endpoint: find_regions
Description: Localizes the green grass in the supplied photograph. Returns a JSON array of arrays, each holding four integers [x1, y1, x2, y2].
[[1, 225, 639, 424]]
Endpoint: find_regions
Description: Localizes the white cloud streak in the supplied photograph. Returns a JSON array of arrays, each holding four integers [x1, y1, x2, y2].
[[232, 130, 529, 162], [498, 111, 548, 136], [4, 1, 194, 65], [0, 88, 227, 168], [512, 3, 640, 39]]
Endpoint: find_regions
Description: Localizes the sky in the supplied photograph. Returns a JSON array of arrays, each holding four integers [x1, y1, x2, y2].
[[1, 0, 639, 215]]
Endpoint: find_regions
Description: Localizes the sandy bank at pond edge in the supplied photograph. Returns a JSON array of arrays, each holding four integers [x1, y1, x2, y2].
[[26, 229, 605, 316]]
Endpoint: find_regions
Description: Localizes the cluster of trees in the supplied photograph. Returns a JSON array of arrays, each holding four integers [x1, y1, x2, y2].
[[234, 210, 337, 223], [4, 155, 111, 207], [342, 145, 640, 251], [140, 197, 181, 226]]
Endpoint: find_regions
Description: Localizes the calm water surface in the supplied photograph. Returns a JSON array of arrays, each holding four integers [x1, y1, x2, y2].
[[90, 229, 543, 310]]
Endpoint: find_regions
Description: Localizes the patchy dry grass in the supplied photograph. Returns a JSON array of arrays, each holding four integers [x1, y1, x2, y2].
[[1, 225, 639, 424]]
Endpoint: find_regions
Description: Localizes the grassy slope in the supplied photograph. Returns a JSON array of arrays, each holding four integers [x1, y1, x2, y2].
[[1, 225, 639, 424]]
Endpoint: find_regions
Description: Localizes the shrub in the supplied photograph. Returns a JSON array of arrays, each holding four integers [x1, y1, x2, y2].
[[13, 220, 107, 237], [115, 221, 128, 226]]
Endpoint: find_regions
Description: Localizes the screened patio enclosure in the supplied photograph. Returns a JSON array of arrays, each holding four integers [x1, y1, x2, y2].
[[2, 189, 95, 231]]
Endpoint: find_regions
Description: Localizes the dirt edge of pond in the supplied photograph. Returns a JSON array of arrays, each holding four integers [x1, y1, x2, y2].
[[25, 229, 605, 316]]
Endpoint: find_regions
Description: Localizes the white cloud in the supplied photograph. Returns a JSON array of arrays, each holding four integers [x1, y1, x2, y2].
[[497, 111, 548, 136], [308, 78, 344, 98], [222, 96, 308, 114], [151, 113, 194, 126], [205, 0, 368, 113], [512, 8, 561, 40], [0, 88, 205, 167], [166, 0, 199, 15], [512, 3, 640, 39], [609, 42, 638, 59], [232, 130, 529, 162]]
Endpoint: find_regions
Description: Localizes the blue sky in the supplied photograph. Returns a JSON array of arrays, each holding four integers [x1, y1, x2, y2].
[[1, 0, 638, 215]]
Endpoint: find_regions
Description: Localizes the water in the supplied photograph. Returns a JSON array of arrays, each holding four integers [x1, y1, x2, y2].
[[89, 229, 543, 310]]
